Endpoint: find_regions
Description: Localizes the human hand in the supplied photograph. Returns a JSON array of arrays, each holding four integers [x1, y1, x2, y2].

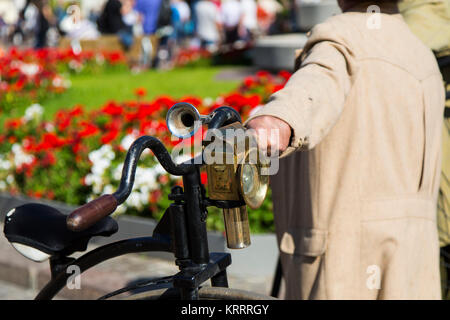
[[246, 116, 292, 156]]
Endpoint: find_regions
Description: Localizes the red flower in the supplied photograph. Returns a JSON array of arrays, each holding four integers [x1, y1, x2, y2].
[[5, 118, 23, 130], [13, 77, 26, 91], [106, 51, 125, 64], [72, 141, 83, 154], [243, 76, 256, 87], [41, 151, 57, 167], [46, 191, 55, 200], [278, 70, 291, 82], [78, 121, 99, 138], [69, 105, 84, 117], [35, 133, 65, 151], [180, 96, 202, 107], [256, 70, 270, 78], [247, 95, 262, 108], [55, 110, 72, 131], [200, 172, 208, 185], [134, 87, 147, 97], [272, 84, 284, 94], [150, 190, 162, 203], [158, 174, 169, 184], [154, 96, 176, 109], [137, 103, 159, 118], [102, 101, 124, 116], [101, 128, 119, 144]]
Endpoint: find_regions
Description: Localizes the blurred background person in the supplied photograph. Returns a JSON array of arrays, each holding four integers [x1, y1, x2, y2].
[[172, 0, 192, 42], [52, 0, 67, 25], [194, 0, 222, 51], [240, 0, 257, 41], [10, 0, 36, 46], [59, 1, 100, 40], [97, 0, 134, 49], [122, 0, 142, 37], [134, 0, 164, 36], [256, 0, 282, 35], [97, 0, 126, 34], [34, 0, 55, 48], [221, 0, 242, 45], [0, 0, 20, 45], [81, 0, 107, 23]]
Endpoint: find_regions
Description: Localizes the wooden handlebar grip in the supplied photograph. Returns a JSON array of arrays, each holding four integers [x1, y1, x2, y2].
[[66, 194, 118, 232]]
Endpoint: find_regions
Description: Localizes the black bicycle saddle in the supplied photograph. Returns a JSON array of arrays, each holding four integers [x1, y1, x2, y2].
[[3, 203, 118, 260]]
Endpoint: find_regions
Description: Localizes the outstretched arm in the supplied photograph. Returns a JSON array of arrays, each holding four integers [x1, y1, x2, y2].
[[246, 24, 353, 157]]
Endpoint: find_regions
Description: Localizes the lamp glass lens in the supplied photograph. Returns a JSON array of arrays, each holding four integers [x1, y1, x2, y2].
[[242, 164, 257, 196]]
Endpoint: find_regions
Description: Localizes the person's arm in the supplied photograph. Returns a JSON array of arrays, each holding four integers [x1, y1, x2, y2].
[[246, 22, 353, 157]]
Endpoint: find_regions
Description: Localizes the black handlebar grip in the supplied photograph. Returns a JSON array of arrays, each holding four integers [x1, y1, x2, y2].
[[66, 194, 118, 232]]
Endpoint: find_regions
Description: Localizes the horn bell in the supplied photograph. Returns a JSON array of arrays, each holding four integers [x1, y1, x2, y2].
[[166, 102, 201, 139]]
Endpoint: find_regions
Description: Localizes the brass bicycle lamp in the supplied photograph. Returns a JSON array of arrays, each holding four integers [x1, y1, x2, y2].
[[166, 103, 269, 249]]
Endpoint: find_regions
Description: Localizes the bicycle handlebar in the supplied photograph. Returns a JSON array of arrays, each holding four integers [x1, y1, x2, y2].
[[67, 136, 196, 232], [66, 106, 242, 232], [66, 194, 118, 231]]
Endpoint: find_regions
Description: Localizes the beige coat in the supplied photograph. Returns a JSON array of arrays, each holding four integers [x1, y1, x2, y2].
[[246, 3, 446, 299]]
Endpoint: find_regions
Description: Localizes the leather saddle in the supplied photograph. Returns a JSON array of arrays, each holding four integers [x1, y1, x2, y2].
[[3, 203, 118, 261]]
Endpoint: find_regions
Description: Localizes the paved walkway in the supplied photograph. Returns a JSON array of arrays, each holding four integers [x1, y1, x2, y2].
[[0, 280, 37, 300], [0, 223, 282, 299]]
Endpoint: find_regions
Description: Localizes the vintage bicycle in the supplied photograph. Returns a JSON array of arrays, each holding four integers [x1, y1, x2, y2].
[[3, 104, 277, 300]]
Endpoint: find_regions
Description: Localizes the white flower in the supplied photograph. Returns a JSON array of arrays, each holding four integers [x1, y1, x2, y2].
[[134, 166, 158, 191], [6, 175, 14, 184], [153, 163, 166, 176], [45, 123, 55, 132], [114, 204, 126, 215], [92, 182, 103, 194], [215, 97, 224, 104], [88, 145, 115, 176], [23, 103, 44, 122], [174, 154, 192, 165], [203, 97, 213, 106], [95, 53, 105, 65], [84, 173, 105, 194], [52, 76, 63, 88], [12, 144, 35, 168], [0, 156, 11, 170], [91, 159, 111, 176], [84, 173, 95, 186], [127, 191, 144, 210], [120, 132, 139, 151], [113, 163, 124, 181], [69, 60, 83, 72], [19, 62, 40, 77], [102, 184, 115, 195]]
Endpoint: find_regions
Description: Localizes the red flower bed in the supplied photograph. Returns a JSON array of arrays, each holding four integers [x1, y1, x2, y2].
[[0, 47, 127, 113], [172, 48, 211, 67], [0, 69, 290, 232]]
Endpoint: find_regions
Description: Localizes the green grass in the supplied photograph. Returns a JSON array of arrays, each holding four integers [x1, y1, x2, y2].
[[5, 65, 240, 122]]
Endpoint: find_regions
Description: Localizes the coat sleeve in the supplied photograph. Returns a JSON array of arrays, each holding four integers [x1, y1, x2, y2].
[[245, 23, 354, 157]]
